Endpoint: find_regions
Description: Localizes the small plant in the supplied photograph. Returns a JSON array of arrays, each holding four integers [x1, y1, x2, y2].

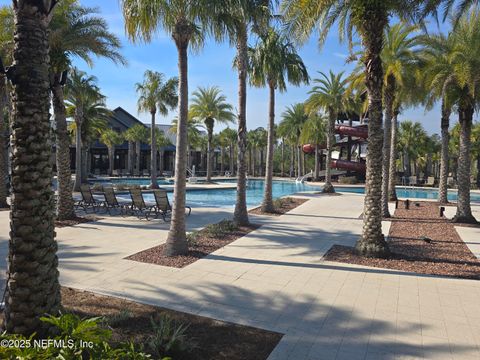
[[147, 314, 193, 358], [186, 231, 199, 246], [107, 309, 133, 327], [204, 219, 238, 238], [272, 197, 293, 210]]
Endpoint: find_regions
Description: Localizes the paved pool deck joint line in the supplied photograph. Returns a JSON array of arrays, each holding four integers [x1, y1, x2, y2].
[[1, 193, 480, 359]]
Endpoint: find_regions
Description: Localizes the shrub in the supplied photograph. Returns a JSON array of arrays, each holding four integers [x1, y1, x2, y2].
[[186, 231, 199, 246], [107, 309, 133, 327], [204, 220, 238, 238], [339, 176, 358, 184], [147, 315, 194, 358], [272, 197, 294, 209], [0, 313, 157, 360]]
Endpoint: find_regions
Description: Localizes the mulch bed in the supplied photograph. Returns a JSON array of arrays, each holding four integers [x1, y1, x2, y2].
[[249, 197, 309, 216], [0, 287, 282, 360], [55, 215, 99, 228], [126, 224, 260, 268], [324, 201, 480, 280]]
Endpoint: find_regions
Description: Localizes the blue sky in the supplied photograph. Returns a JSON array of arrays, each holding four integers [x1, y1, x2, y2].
[[1, 0, 470, 134]]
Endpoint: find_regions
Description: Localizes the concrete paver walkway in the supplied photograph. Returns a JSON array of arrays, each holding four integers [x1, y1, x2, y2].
[[1, 194, 480, 359]]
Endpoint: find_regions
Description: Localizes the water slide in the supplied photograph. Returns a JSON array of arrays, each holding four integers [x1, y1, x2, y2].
[[302, 125, 368, 173]]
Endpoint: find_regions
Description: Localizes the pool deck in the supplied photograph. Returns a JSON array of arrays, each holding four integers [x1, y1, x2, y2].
[[1, 193, 480, 359]]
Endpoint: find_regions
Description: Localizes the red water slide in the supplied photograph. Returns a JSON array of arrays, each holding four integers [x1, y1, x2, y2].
[[331, 159, 366, 172], [335, 125, 368, 139]]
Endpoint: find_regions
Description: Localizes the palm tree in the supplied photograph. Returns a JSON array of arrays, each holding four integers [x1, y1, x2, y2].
[[49, 1, 125, 219], [472, 122, 480, 189], [300, 113, 327, 181], [149, 127, 172, 175], [205, 0, 274, 226], [64, 68, 103, 190], [124, 124, 149, 176], [0, 6, 13, 209], [189, 86, 235, 182], [247, 28, 309, 212], [170, 115, 202, 171], [420, 32, 457, 204], [305, 71, 348, 193], [219, 127, 238, 174], [397, 121, 428, 177], [279, 103, 308, 178], [122, 0, 207, 255], [5, 0, 61, 336], [136, 70, 178, 188], [282, 0, 434, 257], [100, 129, 124, 176]]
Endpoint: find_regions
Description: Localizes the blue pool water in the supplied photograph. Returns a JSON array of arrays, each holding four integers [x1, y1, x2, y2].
[[336, 186, 480, 202], [140, 179, 321, 208]]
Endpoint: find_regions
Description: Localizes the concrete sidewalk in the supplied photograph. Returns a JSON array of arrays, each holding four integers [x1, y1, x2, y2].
[[1, 194, 480, 359]]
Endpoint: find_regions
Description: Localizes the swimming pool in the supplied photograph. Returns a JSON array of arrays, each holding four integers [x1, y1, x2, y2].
[[336, 186, 480, 202], [139, 179, 321, 208]]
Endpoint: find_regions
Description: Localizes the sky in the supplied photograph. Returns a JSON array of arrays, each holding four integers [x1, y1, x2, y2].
[[1, 0, 473, 135]]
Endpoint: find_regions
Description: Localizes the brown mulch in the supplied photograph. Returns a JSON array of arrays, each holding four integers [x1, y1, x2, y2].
[[126, 224, 260, 268], [0, 287, 280, 360], [324, 201, 480, 280], [249, 197, 309, 216], [55, 215, 99, 228]]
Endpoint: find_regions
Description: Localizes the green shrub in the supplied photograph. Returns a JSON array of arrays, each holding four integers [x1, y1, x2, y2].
[[0, 313, 157, 360], [272, 197, 294, 209], [339, 176, 358, 184], [186, 231, 199, 246], [107, 309, 133, 327], [147, 315, 193, 358], [204, 220, 238, 238]]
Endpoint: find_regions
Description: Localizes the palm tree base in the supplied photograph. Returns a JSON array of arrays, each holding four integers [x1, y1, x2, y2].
[[382, 211, 391, 219], [388, 194, 398, 202], [322, 182, 335, 193], [149, 183, 159, 189], [355, 235, 390, 258], [452, 214, 478, 224], [261, 202, 275, 213]]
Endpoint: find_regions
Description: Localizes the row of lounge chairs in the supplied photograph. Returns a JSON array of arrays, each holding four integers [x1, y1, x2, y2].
[[75, 184, 191, 221]]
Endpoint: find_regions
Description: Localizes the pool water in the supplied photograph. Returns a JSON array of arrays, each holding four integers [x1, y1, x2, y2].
[[141, 179, 321, 208], [336, 186, 480, 202]]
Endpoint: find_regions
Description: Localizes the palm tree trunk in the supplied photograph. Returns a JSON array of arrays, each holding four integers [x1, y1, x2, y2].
[[135, 140, 141, 176], [382, 75, 395, 217], [262, 83, 275, 212], [51, 80, 75, 219], [296, 142, 301, 177], [73, 118, 82, 191], [355, 10, 390, 257], [128, 141, 134, 175], [234, 26, 250, 225], [476, 155, 480, 189], [165, 33, 189, 256], [323, 110, 336, 193], [438, 99, 450, 204], [81, 145, 88, 181], [314, 144, 320, 181], [150, 111, 158, 188], [159, 149, 164, 176], [229, 144, 234, 174], [108, 146, 114, 176], [281, 140, 285, 177], [290, 144, 295, 177], [252, 148, 256, 177], [5, 0, 61, 335], [220, 146, 225, 174], [206, 123, 213, 182], [388, 109, 398, 201], [453, 105, 477, 223], [0, 75, 10, 208]]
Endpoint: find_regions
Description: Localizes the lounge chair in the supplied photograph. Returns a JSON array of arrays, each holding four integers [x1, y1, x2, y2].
[[75, 184, 106, 213], [152, 189, 191, 221], [102, 186, 130, 215], [129, 188, 156, 220], [425, 176, 435, 187]]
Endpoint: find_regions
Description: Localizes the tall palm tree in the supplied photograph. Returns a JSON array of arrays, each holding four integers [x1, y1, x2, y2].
[[170, 115, 202, 171], [5, 0, 61, 336], [136, 70, 178, 188], [100, 129, 124, 176], [420, 32, 456, 204], [49, 0, 125, 220], [124, 124, 149, 176], [189, 86, 235, 182], [204, 0, 274, 226], [282, 0, 432, 257], [219, 127, 238, 174], [278, 103, 308, 177], [305, 71, 348, 193], [122, 0, 207, 255], [64, 68, 103, 190], [0, 6, 13, 209], [300, 113, 327, 181], [247, 28, 309, 212]]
